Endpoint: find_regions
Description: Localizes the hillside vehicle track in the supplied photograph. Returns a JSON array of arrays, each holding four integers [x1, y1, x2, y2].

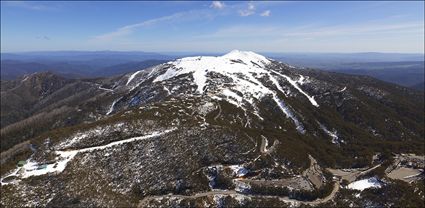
[[138, 181, 340, 207], [0, 129, 177, 185], [139, 154, 389, 206], [327, 164, 382, 183]]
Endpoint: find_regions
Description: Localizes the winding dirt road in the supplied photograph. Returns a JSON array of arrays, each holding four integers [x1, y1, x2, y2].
[[138, 155, 387, 207], [138, 181, 340, 207], [327, 164, 381, 183]]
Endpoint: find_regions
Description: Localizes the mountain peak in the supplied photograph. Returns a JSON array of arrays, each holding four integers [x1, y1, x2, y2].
[[140, 50, 318, 133], [222, 50, 269, 64], [153, 50, 273, 95]]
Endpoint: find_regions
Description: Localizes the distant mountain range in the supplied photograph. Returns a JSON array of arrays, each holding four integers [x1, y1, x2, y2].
[[0, 59, 169, 80], [1, 51, 174, 79], [269, 52, 424, 65], [1, 51, 173, 61], [411, 82, 424, 91], [3, 51, 422, 63], [1, 51, 424, 91], [323, 61, 424, 90], [271, 54, 424, 91]]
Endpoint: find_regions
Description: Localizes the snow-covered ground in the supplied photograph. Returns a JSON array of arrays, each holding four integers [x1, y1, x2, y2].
[[270, 70, 318, 107], [106, 98, 121, 115], [319, 123, 344, 145], [1, 128, 176, 185], [347, 177, 382, 191], [228, 165, 249, 177], [98, 86, 114, 92], [126, 71, 142, 85], [339, 86, 347, 92], [57, 122, 126, 149], [149, 50, 318, 133]]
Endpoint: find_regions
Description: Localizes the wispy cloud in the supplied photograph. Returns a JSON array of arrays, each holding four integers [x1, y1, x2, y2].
[[94, 0, 273, 43], [188, 20, 424, 53], [260, 10, 271, 17], [2, 1, 57, 11], [93, 10, 214, 41], [198, 25, 278, 39], [36, 36, 51, 40], [283, 22, 424, 37], [93, 14, 180, 41], [200, 21, 424, 39], [239, 2, 255, 17], [210, 1, 225, 10]]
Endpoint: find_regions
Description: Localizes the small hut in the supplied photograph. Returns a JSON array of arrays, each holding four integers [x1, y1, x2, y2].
[[17, 160, 27, 167]]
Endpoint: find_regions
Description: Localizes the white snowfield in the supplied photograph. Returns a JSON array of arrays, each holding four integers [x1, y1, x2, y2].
[[319, 123, 344, 145], [98, 86, 114, 92], [150, 50, 318, 133], [347, 177, 382, 191], [339, 86, 347, 92], [1, 128, 176, 185], [270, 70, 319, 107], [106, 98, 121, 115], [126, 70, 142, 85]]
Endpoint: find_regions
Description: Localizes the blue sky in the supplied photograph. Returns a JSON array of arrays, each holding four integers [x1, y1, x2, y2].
[[1, 1, 424, 53]]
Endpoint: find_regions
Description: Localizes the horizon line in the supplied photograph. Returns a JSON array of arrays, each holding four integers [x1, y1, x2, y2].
[[1, 50, 424, 55]]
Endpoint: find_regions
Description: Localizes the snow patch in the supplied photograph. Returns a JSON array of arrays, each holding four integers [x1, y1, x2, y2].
[[228, 165, 249, 177], [1, 129, 176, 185], [163, 86, 171, 95], [198, 102, 215, 115], [22, 76, 29, 82], [153, 50, 270, 96], [152, 50, 309, 133], [347, 177, 382, 191], [222, 89, 243, 104], [126, 71, 142, 85], [319, 123, 343, 144], [98, 86, 113, 92], [234, 180, 251, 193], [58, 133, 89, 149], [106, 98, 120, 115], [271, 70, 319, 107], [232, 194, 248, 204], [273, 95, 305, 133], [57, 122, 126, 149]]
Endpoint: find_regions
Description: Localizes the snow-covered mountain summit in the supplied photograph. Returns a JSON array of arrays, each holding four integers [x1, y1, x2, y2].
[[153, 50, 272, 94], [123, 50, 319, 132], [104, 50, 421, 141]]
